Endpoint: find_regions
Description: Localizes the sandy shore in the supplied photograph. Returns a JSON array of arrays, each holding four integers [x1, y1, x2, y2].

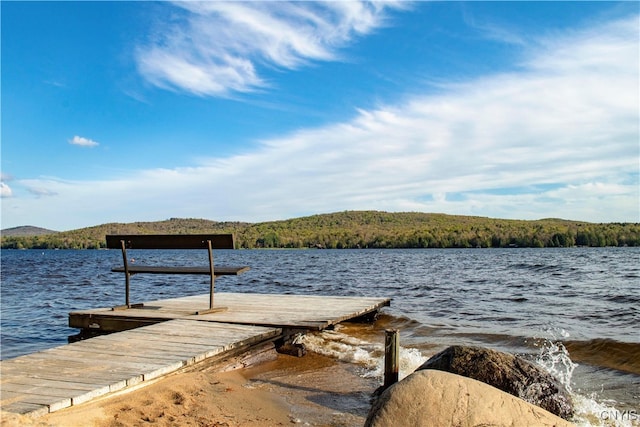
[[1, 350, 379, 427]]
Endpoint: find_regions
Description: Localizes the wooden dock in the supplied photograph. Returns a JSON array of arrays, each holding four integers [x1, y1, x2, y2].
[[0, 292, 390, 417], [69, 292, 391, 333]]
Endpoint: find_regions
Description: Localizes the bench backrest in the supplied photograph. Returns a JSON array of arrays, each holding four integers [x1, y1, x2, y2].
[[105, 234, 235, 250]]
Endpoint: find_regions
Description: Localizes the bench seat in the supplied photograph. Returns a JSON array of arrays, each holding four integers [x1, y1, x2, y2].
[[112, 266, 250, 275]]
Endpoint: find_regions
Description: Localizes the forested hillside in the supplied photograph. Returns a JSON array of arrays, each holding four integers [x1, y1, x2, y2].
[[1, 226, 58, 237], [1, 211, 639, 249]]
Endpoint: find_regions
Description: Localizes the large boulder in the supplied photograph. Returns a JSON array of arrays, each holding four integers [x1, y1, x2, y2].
[[416, 345, 573, 419], [365, 369, 575, 427]]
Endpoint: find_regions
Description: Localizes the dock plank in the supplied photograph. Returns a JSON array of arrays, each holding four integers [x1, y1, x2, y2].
[[0, 401, 49, 418], [0, 389, 72, 413], [69, 292, 391, 331], [1, 320, 280, 416]]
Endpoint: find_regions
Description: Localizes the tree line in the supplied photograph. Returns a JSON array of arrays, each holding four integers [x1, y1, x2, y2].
[[2, 211, 639, 250]]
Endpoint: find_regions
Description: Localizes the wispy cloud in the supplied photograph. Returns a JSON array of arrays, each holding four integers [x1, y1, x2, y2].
[[3, 14, 638, 229], [27, 186, 58, 197], [69, 135, 99, 147], [461, 6, 526, 46], [136, 1, 402, 96], [44, 79, 66, 88]]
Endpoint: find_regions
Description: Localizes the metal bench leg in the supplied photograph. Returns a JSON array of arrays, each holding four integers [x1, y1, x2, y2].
[[112, 240, 143, 310], [194, 240, 227, 315], [209, 239, 214, 309]]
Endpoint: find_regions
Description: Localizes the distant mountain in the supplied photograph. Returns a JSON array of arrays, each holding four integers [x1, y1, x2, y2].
[[1, 211, 639, 249], [1, 226, 59, 237]]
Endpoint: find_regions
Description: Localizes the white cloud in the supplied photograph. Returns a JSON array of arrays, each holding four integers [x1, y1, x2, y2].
[[2, 14, 638, 229], [0, 182, 12, 198], [136, 1, 402, 96], [26, 186, 58, 197], [69, 136, 99, 147]]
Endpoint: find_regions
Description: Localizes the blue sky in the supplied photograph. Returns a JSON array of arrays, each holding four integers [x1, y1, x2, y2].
[[2, 1, 638, 231]]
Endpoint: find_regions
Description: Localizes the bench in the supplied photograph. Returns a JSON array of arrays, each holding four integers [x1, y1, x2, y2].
[[106, 234, 249, 315]]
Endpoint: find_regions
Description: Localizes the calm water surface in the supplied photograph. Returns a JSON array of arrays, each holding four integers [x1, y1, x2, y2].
[[1, 248, 638, 425]]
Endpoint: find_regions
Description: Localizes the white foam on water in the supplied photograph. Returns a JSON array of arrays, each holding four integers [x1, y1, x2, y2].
[[533, 338, 638, 427], [360, 345, 429, 381], [571, 394, 639, 427], [297, 327, 429, 381], [534, 339, 577, 393], [296, 329, 382, 369]]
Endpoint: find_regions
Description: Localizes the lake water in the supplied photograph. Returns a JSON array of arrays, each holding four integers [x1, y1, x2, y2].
[[1, 248, 638, 426]]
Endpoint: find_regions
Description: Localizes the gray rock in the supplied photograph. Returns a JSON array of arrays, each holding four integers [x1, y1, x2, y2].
[[416, 345, 574, 419]]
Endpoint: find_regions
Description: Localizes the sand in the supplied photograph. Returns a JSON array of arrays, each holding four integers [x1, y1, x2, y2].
[[0, 351, 379, 427]]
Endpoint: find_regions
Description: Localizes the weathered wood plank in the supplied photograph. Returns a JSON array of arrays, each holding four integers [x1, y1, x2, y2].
[[0, 376, 110, 394], [106, 234, 235, 250], [0, 401, 49, 417], [111, 265, 250, 275], [1, 382, 99, 400], [16, 350, 187, 372], [0, 363, 137, 392], [1, 319, 281, 416], [69, 292, 391, 332], [0, 389, 72, 413]]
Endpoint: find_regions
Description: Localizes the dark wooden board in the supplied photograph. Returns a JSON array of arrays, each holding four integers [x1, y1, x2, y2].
[[106, 234, 235, 249], [111, 265, 250, 275]]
